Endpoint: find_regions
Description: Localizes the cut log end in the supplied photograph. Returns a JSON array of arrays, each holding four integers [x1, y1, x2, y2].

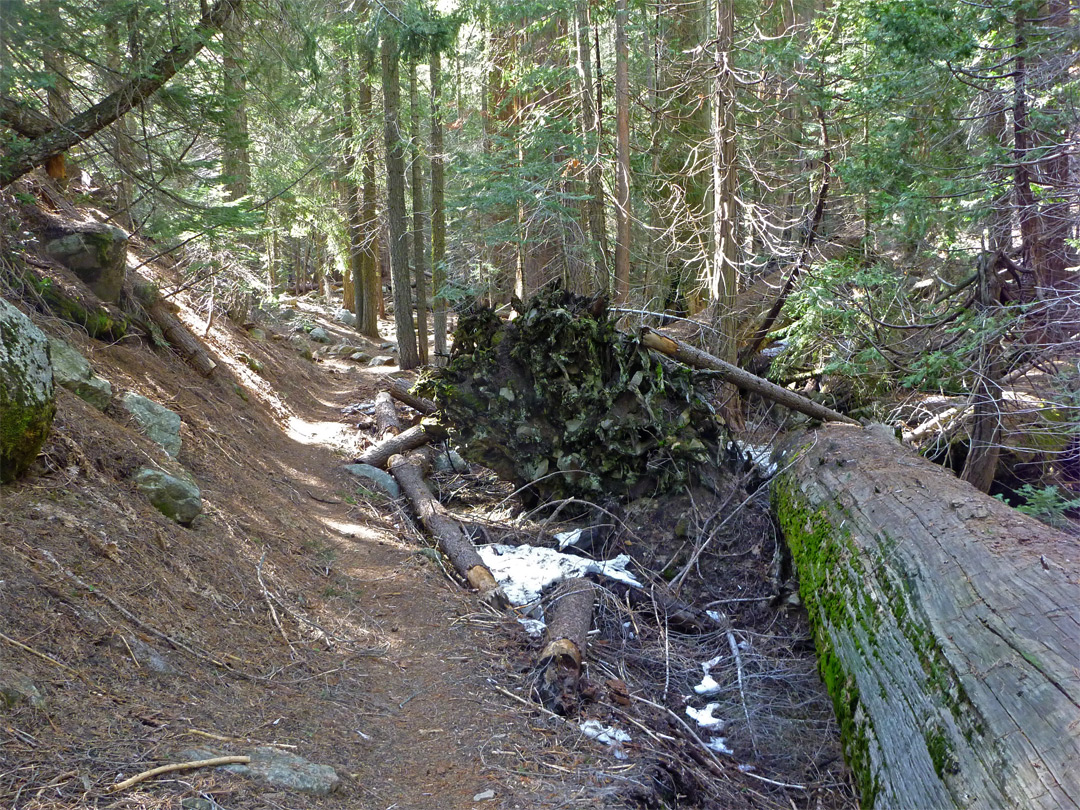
[[537, 578, 596, 715]]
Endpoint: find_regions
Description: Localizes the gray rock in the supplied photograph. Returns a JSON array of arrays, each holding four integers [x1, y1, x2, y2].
[[248, 327, 267, 341], [181, 799, 227, 810], [0, 670, 45, 709], [368, 355, 395, 367], [120, 392, 182, 457], [334, 309, 358, 327], [0, 299, 56, 483], [433, 449, 469, 474], [308, 326, 331, 343], [43, 221, 128, 302], [349, 352, 372, 363], [344, 464, 400, 498], [135, 467, 202, 525], [126, 635, 177, 674], [379, 342, 395, 350], [288, 334, 314, 360], [178, 747, 340, 796], [47, 337, 111, 409]]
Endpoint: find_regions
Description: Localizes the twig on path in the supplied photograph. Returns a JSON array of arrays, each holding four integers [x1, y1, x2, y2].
[[109, 756, 250, 792], [0, 629, 78, 676]]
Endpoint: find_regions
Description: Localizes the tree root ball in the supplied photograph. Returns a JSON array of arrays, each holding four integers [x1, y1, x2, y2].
[[418, 288, 724, 504]]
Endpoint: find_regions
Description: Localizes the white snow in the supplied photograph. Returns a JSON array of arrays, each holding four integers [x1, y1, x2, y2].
[[693, 674, 722, 696], [579, 720, 631, 760], [477, 544, 642, 611], [706, 737, 734, 755], [554, 528, 583, 550], [685, 703, 725, 731], [706, 609, 723, 624], [517, 618, 546, 639]]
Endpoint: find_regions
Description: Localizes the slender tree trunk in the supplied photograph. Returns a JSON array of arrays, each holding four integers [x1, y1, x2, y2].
[[358, 47, 381, 337], [709, 0, 737, 364], [961, 253, 1004, 493], [613, 0, 631, 304], [410, 63, 429, 365], [382, 25, 419, 369], [41, 0, 69, 181], [341, 44, 366, 325], [430, 48, 448, 360], [220, 0, 250, 199], [575, 0, 608, 292], [104, 23, 136, 230]]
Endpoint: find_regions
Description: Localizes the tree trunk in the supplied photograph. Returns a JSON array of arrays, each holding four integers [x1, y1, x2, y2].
[[388, 451, 506, 606], [41, 0, 70, 182], [220, 0, 250, 199], [358, 47, 382, 338], [613, 0, 631, 304], [708, 0, 737, 363], [960, 253, 1004, 492], [388, 377, 435, 415], [574, 0, 608, 292], [341, 44, 365, 325], [537, 577, 595, 715], [0, 0, 239, 188], [355, 423, 433, 469], [409, 63, 429, 365], [373, 391, 401, 439], [772, 423, 1080, 809], [429, 48, 448, 360], [381, 24, 419, 369]]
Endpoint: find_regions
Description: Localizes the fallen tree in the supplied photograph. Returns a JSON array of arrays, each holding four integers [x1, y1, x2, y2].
[[772, 423, 1080, 809], [537, 577, 596, 715]]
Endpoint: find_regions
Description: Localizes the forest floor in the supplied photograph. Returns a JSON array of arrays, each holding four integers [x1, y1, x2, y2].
[[1, 236, 857, 809]]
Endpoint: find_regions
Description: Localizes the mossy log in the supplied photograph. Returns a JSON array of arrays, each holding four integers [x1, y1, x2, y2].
[[418, 288, 723, 504], [772, 423, 1080, 809]]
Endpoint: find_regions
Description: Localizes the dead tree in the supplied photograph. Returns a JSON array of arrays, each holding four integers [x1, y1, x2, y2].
[[772, 423, 1080, 809], [537, 577, 596, 715]]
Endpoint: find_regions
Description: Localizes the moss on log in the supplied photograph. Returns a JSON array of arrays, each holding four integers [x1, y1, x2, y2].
[[418, 288, 723, 503], [772, 423, 1080, 809]]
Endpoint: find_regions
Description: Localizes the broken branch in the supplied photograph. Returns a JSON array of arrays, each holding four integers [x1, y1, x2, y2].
[[109, 756, 250, 792]]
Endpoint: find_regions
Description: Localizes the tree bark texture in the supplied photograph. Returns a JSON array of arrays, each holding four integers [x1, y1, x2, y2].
[[355, 423, 432, 469], [0, 0, 239, 188], [381, 26, 419, 369], [358, 47, 381, 338], [574, 0, 608, 292], [537, 577, 595, 715], [373, 391, 401, 439], [772, 423, 1080, 809], [639, 328, 857, 425], [388, 451, 506, 606]]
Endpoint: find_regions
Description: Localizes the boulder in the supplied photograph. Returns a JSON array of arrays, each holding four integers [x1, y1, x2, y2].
[[344, 463, 401, 497], [335, 309, 358, 327], [120, 392, 182, 457], [0, 669, 45, 710], [43, 221, 128, 303], [308, 326, 331, 343], [47, 337, 112, 409], [368, 355, 395, 367], [134, 467, 202, 525], [0, 299, 56, 483]]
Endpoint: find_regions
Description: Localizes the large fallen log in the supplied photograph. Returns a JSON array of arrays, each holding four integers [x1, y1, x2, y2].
[[131, 281, 217, 377], [537, 577, 596, 715], [373, 391, 401, 439], [388, 377, 435, 415], [772, 423, 1080, 809], [388, 450, 506, 607], [356, 423, 434, 469], [639, 327, 858, 426]]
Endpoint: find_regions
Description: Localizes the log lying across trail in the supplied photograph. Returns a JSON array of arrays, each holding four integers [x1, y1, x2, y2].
[[388, 377, 435, 415], [388, 450, 506, 607], [537, 578, 596, 714], [373, 391, 401, 439], [639, 327, 856, 426], [356, 424, 434, 468], [772, 423, 1080, 809]]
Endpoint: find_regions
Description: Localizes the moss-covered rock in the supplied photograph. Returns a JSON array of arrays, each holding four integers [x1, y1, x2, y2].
[[43, 221, 128, 303], [418, 288, 724, 503], [0, 299, 56, 483], [47, 336, 112, 409], [135, 467, 202, 525]]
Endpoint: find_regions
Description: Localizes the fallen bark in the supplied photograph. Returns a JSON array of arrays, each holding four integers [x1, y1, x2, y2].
[[374, 391, 401, 438], [640, 328, 858, 426], [537, 577, 595, 715], [356, 423, 433, 469], [132, 282, 217, 377], [388, 377, 436, 415], [388, 451, 506, 607], [772, 423, 1080, 809]]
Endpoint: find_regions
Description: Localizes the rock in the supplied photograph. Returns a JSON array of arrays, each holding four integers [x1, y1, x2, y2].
[[473, 789, 496, 801], [47, 337, 112, 409], [308, 326, 331, 343], [368, 355, 395, 367], [379, 342, 395, 350], [432, 449, 469, 473], [178, 747, 340, 796], [349, 352, 372, 363], [135, 467, 202, 525], [120, 393, 182, 457], [335, 309, 358, 327], [344, 464, 400, 498], [43, 221, 128, 302], [248, 327, 267, 341], [181, 799, 227, 810], [0, 670, 45, 710], [0, 299, 56, 483], [125, 635, 177, 674], [238, 353, 263, 374], [288, 334, 314, 360]]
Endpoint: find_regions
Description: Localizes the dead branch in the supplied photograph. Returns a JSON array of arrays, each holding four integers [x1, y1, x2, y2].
[[109, 756, 250, 792], [132, 281, 217, 376], [639, 328, 858, 425], [388, 377, 436, 414]]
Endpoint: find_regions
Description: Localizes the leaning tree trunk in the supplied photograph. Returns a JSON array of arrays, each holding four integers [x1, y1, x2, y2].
[[772, 423, 1080, 809]]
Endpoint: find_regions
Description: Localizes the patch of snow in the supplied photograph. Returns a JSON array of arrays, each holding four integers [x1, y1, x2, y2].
[[702, 654, 724, 672], [706, 737, 734, 755], [517, 618, 546, 639], [693, 674, 722, 696], [706, 609, 723, 624], [740, 442, 777, 477], [685, 703, 725, 732], [579, 720, 631, 760], [737, 763, 755, 773], [554, 528, 583, 550], [478, 544, 641, 612]]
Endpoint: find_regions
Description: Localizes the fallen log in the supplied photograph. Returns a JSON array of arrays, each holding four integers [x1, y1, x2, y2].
[[388, 377, 435, 415], [537, 577, 596, 715], [374, 391, 401, 438], [640, 327, 858, 426], [388, 451, 506, 607], [356, 423, 434, 469], [132, 281, 217, 377], [772, 423, 1080, 809]]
